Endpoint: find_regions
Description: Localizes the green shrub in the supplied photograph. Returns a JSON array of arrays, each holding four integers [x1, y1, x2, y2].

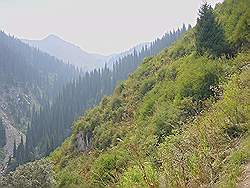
[[91, 150, 128, 187], [119, 164, 158, 188]]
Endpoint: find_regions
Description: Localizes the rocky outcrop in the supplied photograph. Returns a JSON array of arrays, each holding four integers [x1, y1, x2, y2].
[[0, 85, 31, 164], [74, 130, 93, 152], [1, 111, 25, 164], [0, 85, 37, 131]]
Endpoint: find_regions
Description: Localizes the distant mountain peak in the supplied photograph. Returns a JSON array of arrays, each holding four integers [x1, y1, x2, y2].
[[22, 35, 108, 71], [22, 34, 151, 71], [44, 34, 62, 41]]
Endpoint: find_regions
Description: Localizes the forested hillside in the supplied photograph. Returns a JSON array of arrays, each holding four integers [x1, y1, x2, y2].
[[0, 32, 80, 130], [0, 0, 249, 187], [0, 32, 79, 98], [0, 32, 80, 165], [17, 27, 187, 168]]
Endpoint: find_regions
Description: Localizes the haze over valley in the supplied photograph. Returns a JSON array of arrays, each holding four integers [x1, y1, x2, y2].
[[0, 0, 249, 187]]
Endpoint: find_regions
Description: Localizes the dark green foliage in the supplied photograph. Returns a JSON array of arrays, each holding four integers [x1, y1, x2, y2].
[[13, 140, 17, 158], [225, 125, 247, 139], [195, 3, 230, 57], [155, 118, 173, 143], [16, 136, 25, 165], [215, 0, 250, 51], [0, 117, 6, 148], [111, 97, 122, 110], [5, 157, 17, 173], [176, 59, 221, 101]]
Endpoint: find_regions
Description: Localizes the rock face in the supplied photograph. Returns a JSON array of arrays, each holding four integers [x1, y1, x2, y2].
[[74, 131, 93, 152], [0, 85, 31, 164], [0, 85, 38, 131], [1, 111, 25, 164]]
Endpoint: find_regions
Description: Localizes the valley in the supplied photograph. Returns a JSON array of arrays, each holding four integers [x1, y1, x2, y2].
[[0, 0, 249, 187]]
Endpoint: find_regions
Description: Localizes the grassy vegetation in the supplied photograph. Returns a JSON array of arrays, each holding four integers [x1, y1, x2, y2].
[[50, 52, 250, 188], [1, 0, 248, 187], [48, 0, 250, 187]]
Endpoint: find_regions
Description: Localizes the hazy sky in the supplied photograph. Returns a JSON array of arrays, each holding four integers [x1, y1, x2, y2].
[[0, 0, 223, 55]]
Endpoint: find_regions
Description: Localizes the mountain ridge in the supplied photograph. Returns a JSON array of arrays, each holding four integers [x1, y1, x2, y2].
[[0, 31, 80, 167], [0, 0, 249, 187], [22, 34, 152, 71], [22, 35, 108, 71], [46, 0, 249, 187]]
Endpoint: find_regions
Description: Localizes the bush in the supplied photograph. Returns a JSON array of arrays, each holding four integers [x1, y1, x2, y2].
[[91, 151, 128, 187], [0, 159, 54, 188], [119, 164, 158, 188]]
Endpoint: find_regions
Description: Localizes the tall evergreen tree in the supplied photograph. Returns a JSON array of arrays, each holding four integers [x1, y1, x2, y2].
[[0, 117, 6, 147], [16, 136, 25, 165], [13, 139, 17, 158], [195, 2, 229, 57]]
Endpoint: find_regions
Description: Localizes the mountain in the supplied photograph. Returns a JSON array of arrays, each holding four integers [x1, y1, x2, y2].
[[45, 0, 248, 186], [106, 42, 151, 65], [0, 32, 80, 164], [22, 35, 157, 72], [22, 35, 108, 71], [0, 25, 187, 170], [19, 26, 187, 167], [1, 0, 249, 187], [22, 35, 153, 72]]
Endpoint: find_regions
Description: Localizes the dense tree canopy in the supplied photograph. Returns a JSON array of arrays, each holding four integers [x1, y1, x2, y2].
[[0, 118, 6, 148], [195, 3, 229, 57]]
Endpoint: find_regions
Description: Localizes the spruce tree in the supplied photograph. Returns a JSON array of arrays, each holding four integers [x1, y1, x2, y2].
[[0, 117, 6, 147], [195, 3, 229, 57], [16, 136, 25, 165], [13, 139, 17, 158]]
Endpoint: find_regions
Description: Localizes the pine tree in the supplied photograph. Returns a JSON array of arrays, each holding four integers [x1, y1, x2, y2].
[[16, 136, 25, 165], [0, 117, 6, 147], [13, 139, 17, 158], [195, 3, 229, 57]]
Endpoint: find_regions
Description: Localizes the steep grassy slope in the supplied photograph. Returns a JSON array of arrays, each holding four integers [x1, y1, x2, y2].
[[0, 0, 249, 187], [49, 50, 249, 188], [47, 1, 250, 187]]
